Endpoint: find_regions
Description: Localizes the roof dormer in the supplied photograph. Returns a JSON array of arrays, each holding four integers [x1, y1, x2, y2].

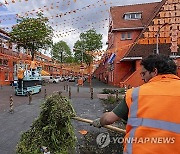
[[123, 12, 142, 20]]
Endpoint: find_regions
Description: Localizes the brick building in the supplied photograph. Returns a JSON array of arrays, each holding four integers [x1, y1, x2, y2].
[[94, 0, 180, 87], [0, 29, 62, 85]]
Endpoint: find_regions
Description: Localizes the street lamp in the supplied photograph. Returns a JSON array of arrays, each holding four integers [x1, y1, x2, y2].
[[156, 23, 168, 54]]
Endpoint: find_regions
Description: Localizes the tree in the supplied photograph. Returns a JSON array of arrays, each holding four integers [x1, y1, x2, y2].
[[73, 29, 103, 66], [52, 41, 73, 63], [10, 13, 53, 61]]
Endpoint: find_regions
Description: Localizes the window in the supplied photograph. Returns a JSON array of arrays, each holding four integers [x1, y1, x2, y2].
[[0, 59, 2, 65], [3, 59, 8, 66], [121, 33, 126, 40], [124, 12, 142, 20], [121, 32, 132, 40], [127, 32, 132, 39], [13, 61, 16, 66], [5, 72, 9, 81]]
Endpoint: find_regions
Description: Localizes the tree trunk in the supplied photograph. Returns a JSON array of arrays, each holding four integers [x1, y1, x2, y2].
[[31, 50, 34, 61], [61, 51, 63, 63]]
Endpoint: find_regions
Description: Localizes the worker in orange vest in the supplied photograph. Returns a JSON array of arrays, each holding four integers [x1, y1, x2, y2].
[[92, 54, 180, 153], [17, 67, 25, 79]]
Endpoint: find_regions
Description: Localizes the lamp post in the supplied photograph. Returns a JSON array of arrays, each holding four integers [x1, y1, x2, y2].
[[156, 23, 168, 54]]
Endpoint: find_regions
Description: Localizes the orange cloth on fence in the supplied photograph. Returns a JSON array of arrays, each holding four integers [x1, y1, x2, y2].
[[78, 78, 83, 86]]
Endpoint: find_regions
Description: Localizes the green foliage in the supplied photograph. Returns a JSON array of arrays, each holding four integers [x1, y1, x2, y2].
[[16, 94, 76, 154], [10, 13, 53, 60], [106, 95, 117, 104], [52, 41, 73, 63], [101, 88, 126, 94], [73, 29, 103, 65], [101, 88, 116, 94], [118, 88, 126, 94], [103, 95, 124, 105]]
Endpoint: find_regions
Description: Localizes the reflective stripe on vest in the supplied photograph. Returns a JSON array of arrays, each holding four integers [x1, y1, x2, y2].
[[127, 117, 180, 133], [126, 87, 140, 154], [126, 87, 180, 154]]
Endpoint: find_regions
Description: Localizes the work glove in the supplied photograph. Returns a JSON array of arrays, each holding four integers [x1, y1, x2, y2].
[[91, 118, 102, 128]]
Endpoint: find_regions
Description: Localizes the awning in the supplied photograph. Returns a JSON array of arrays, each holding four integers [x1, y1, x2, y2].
[[120, 57, 142, 61], [41, 70, 50, 76], [107, 53, 116, 64]]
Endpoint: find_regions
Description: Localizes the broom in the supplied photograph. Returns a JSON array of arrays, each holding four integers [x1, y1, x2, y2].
[[72, 116, 126, 133]]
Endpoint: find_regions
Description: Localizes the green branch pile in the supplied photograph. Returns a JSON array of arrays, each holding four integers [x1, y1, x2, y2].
[[16, 94, 76, 154]]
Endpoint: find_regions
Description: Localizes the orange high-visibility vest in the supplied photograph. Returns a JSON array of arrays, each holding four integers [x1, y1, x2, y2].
[[124, 74, 180, 154]]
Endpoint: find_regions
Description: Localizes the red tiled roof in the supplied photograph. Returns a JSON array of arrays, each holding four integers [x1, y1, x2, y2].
[[110, 2, 160, 30], [122, 44, 180, 59]]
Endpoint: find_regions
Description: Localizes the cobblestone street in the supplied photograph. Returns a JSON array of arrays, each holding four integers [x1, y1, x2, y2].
[[0, 79, 120, 154]]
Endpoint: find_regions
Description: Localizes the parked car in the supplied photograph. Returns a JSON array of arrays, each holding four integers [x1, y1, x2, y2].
[[64, 76, 69, 81], [56, 76, 64, 82], [69, 77, 75, 82], [49, 76, 59, 83], [42, 76, 59, 83]]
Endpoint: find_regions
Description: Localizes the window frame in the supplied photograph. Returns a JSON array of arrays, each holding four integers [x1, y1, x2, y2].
[[124, 12, 142, 20], [126, 32, 132, 40], [121, 32, 132, 40], [121, 33, 126, 40]]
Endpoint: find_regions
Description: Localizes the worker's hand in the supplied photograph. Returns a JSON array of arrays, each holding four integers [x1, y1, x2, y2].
[[91, 118, 102, 128]]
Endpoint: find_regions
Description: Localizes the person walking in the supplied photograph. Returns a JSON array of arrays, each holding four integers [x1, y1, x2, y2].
[[92, 54, 180, 153]]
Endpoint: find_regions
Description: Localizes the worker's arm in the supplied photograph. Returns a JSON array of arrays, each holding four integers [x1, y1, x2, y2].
[[92, 98, 128, 128], [100, 111, 120, 125]]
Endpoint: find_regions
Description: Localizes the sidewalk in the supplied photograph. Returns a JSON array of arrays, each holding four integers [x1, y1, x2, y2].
[[0, 94, 105, 154], [0, 99, 42, 154], [0, 80, 119, 154]]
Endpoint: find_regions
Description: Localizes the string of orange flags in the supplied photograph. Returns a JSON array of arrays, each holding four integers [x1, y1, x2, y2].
[[1, 8, 109, 31], [0, 0, 118, 25], [53, 9, 109, 29], [3, 0, 102, 17], [4, 0, 77, 5], [0, 1, 122, 39], [51, 21, 108, 38], [55, 18, 108, 33], [1, 17, 109, 38], [1, 13, 110, 37]]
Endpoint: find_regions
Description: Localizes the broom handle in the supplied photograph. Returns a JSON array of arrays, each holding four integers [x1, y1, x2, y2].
[[72, 116, 126, 133]]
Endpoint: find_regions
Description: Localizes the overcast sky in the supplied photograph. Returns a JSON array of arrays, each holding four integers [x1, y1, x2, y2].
[[0, 0, 161, 52]]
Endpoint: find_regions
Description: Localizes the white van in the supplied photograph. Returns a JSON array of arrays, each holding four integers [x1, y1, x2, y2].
[[42, 76, 59, 83]]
